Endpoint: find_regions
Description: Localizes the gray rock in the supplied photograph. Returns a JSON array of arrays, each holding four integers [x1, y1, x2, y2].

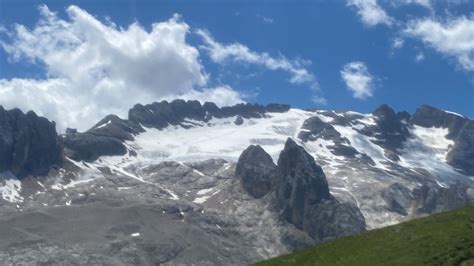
[[360, 104, 409, 151], [88, 114, 144, 141], [275, 138, 331, 230], [411, 105, 474, 175], [63, 133, 127, 162], [235, 145, 276, 198], [413, 182, 470, 214], [382, 183, 413, 216], [234, 115, 244, 125], [0, 106, 62, 178], [274, 138, 365, 241], [304, 200, 366, 242]]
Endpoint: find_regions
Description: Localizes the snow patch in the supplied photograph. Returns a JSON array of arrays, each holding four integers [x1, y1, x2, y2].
[[0, 178, 23, 203]]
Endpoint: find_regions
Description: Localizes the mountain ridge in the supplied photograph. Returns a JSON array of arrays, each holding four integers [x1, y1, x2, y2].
[[0, 100, 473, 265]]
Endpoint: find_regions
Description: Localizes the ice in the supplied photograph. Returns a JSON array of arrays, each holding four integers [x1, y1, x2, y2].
[[128, 109, 313, 164], [398, 125, 466, 182], [333, 124, 389, 170]]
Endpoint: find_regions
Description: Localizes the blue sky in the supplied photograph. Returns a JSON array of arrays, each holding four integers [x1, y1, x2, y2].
[[0, 0, 473, 130]]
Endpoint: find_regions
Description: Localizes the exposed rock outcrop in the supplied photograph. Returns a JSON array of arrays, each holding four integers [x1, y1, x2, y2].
[[411, 105, 474, 176], [274, 138, 365, 241], [358, 104, 410, 152], [0, 106, 62, 178], [382, 183, 413, 216], [62, 133, 127, 162], [235, 145, 276, 198], [413, 182, 471, 214], [128, 100, 290, 130]]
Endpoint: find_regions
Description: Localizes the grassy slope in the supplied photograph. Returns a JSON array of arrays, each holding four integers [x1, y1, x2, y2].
[[257, 204, 474, 266]]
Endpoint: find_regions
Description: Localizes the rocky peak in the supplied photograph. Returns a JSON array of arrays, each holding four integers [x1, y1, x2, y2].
[[235, 145, 276, 198], [373, 104, 397, 119], [275, 138, 331, 229], [411, 105, 466, 133], [0, 106, 62, 178], [128, 100, 290, 130], [359, 104, 410, 152], [274, 138, 365, 242], [411, 105, 474, 176]]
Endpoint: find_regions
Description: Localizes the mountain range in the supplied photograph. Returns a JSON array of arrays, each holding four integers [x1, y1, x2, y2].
[[0, 100, 473, 265]]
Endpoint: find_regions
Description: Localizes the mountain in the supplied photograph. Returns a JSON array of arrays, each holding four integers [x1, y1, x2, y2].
[[257, 203, 474, 266], [0, 100, 473, 265]]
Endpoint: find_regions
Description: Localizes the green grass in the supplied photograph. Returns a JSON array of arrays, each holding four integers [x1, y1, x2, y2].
[[257, 204, 474, 266]]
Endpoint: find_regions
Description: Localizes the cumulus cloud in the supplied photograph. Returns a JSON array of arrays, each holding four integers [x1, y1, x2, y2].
[[0, 5, 243, 131], [347, 0, 393, 27], [404, 16, 474, 71], [165, 86, 244, 106], [340, 62, 375, 99], [196, 29, 325, 104]]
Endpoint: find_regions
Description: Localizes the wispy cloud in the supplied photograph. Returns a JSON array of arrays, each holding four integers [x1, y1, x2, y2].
[[196, 29, 325, 104], [404, 16, 474, 71], [347, 0, 393, 27], [256, 14, 275, 24], [341, 61, 375, 99]]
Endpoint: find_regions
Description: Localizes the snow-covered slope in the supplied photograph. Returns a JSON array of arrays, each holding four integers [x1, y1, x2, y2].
[[67, 106, 474, 229], [0, 102, 473, 265]]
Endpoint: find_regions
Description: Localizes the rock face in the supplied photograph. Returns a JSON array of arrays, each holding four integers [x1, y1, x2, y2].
[[274, 138, 365, 241], [411, 105, 474, 176], [413, 182, 471, 214], [275, 138, 331, 229], [128, 100, 290, 130], [235, 145, 276, 198], [0, 106, 62, 178], [382, 183, 413, 216], [62, 133, 127, 162], [370, 104, 410, 151]]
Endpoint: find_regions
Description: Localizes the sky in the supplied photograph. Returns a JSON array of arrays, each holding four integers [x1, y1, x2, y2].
[[0, 0, 473, 131]]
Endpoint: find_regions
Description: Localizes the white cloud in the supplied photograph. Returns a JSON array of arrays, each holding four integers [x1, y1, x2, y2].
[[196, 29, 325, 104], [415, 52, 425, 62], [392, 37, 405, 49], [347, 0, 393, 27], [340, 62, 375, 99], [166, 86, 244, 107], [0, 5, 244, 131], [256, 14, 275, 24], [392, 0, 432, 9], [404, 16, 474, 71]]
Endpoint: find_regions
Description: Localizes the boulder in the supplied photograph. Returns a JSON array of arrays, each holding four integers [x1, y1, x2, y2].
[[234, 115, 244, 126], [235, 145, 276, 198]]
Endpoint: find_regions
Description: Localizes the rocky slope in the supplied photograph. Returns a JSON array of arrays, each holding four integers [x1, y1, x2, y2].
[[0, 106, 62, 178], [0, 100, 473, 265]]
